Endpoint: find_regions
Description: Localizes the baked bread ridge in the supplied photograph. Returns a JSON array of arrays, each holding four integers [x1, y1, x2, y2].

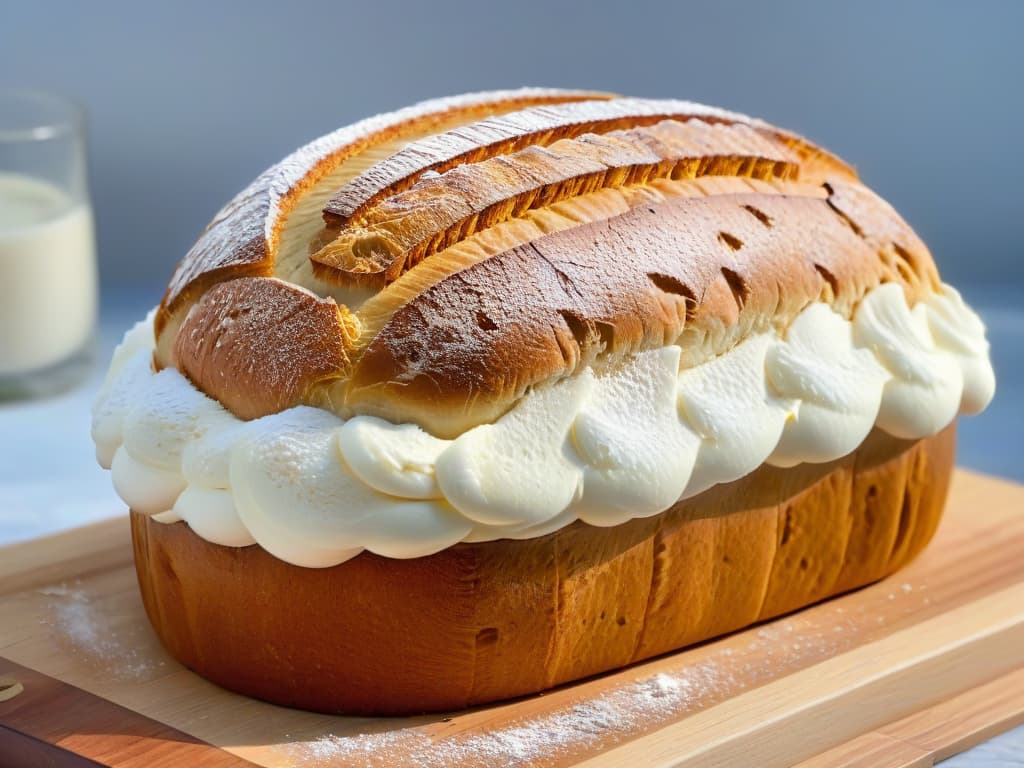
[[159, 91, 938, 432], [153, 88, 613, 355], [131, 424, 954, 715], [175, 177, 938, 433], [156, 92, 852, 336], [339, 178, 937, 434]]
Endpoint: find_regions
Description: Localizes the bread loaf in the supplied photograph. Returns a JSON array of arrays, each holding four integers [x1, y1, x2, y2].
[[92, 88, 994, 714]]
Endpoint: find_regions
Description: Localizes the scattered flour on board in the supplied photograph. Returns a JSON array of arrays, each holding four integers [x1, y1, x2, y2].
[[28, 576, 929, 765], [283, 582, 933, 767], [285, 669, 726, 768], [39, 581, 164, 682]]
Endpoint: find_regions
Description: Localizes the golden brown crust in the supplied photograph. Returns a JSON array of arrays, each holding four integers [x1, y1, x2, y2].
[[131, 425, 955, 715], [154, 91, 940, 433], [311, 120, 799, 288], [154, 89, 611, 340], [345, 178, 930, 435], [319, 97, 852, 228], [173, 278, 357, 420]]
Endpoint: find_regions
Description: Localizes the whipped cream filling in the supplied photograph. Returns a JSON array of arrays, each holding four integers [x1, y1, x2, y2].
[[92, 283, 994, 567]]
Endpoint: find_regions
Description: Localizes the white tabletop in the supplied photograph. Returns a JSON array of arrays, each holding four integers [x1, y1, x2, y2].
[[1, 290, 1021, 764]]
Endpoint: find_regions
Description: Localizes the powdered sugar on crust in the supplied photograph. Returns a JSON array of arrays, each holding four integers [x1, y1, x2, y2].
[[161, 88, 605, 319], [173, 277, 354, 420], [321, 97, 758, 223], [264, 90, 607, 242]]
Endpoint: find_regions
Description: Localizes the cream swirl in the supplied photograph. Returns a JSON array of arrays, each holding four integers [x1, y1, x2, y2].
[[767, 303, 889, 467], [92, 283, 994, 567], [678, 333, 795, 494], [571, 347, 702, 527]]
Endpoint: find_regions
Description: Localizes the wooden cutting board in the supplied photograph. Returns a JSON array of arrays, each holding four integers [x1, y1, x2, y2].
[[1, 469, 1022, 768]]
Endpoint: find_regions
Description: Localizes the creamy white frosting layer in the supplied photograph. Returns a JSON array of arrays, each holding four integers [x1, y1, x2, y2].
[[92, 283, 994, 567]]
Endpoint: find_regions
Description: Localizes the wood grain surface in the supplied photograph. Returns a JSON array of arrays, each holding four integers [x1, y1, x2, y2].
[[0, 469, 1022, 767], [796, 668, 1024, 768], [0, 658, 256, 768]]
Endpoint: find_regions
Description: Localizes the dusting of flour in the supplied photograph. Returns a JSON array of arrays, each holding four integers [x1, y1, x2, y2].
[[282, 583, 930, 767], [39, 582, 164, 682], [286, 670, 723, 767]]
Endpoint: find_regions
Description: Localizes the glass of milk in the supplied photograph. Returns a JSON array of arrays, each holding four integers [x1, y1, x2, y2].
[[0, 90, 98, 399]]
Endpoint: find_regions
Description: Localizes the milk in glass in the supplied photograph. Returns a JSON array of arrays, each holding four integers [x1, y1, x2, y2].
[[0, 172, 97, 375]]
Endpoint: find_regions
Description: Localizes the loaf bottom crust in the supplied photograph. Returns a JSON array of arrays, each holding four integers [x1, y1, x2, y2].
[[131, 425, 955, 715]]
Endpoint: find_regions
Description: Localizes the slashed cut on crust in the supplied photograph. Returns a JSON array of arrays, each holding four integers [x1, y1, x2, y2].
[[156, 91, 936, 434]]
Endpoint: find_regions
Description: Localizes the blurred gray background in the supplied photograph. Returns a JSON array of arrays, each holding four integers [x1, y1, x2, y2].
[[2, 0, 1022, 301]]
